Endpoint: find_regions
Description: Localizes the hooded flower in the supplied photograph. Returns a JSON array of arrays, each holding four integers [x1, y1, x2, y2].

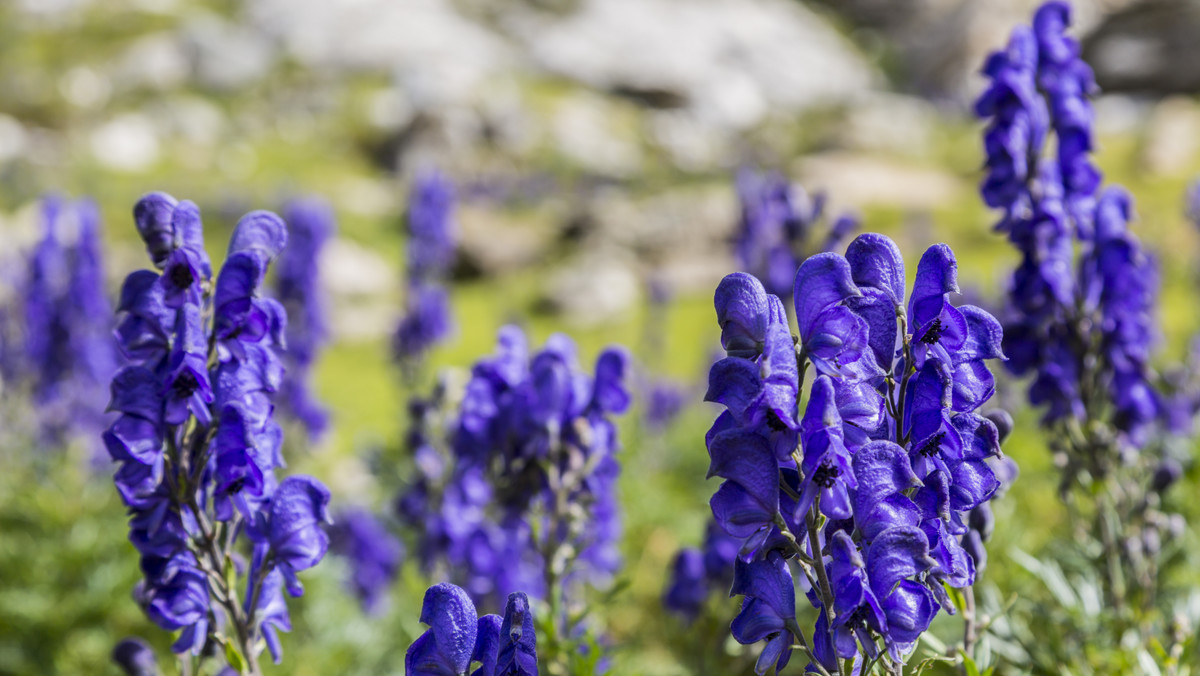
[[730, 551, 795, 675]]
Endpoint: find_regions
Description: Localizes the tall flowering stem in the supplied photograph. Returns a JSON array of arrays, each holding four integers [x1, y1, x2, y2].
[[274, 196, 335, 441], [395, 326, 629, 672], [978, 0, 1187, 612], [105, 192, 332, 674], [3, 196, 118, 450], [394, 170, 457, 377], [733, 169, 857, 304], [705, 233, 1011, 674]]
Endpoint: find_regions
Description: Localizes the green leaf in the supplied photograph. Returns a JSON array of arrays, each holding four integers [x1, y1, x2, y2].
[[946, 584, 967, 615], [224, 641, 247, 674], [961, 651, 981, 676]]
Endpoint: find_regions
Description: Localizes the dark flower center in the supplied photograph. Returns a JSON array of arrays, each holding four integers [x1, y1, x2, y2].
[[845, 604, 870, 628], [172, 371, 198, 398], [920, 317, 944, 345], [766, 410, 789, 432], [918, 431, 945, 457], [168, 262, 195, 290], [812, 460, 840, 489]]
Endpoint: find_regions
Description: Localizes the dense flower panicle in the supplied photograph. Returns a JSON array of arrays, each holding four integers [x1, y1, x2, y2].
[[395, 171, 458, 364], [978, 2, 1167, 453], [407, 583, 539, 676], [704, 231, 1010, 670], [733, 168, 857, 302], [330, 507, 405, 613], [6, 196, 119, 447], [643, 377, 687, 430], [275, 197, 335, 439], [104, 192, 332, 666], [662, 521, 740, 619], [395, 325, 630, 616]]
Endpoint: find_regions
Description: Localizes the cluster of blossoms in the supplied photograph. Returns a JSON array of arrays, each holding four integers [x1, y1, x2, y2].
[[977, 1, 1189, 602], [0, 196, 118, 449], [733, 168, 857, 303], [394, 170, 457, 367], [662, 521, 740, 618], [104, 192, 331, 673], [273, 197, 335, 440], [329, 506, 405, 614], [704, 232, 1010, 673], [396, 326, 630, 634], [406, 583, 537, 676]]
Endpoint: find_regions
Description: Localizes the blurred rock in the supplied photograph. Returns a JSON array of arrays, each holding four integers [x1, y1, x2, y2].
[[794, 152, 962, 209], [1085, 0, 1200, 95], [1141, 96, 1200, 175], [183, 15, 276, 91], [590, 186, 736, 254], [552, 92, 643, 177], [512, 0, 875, 127], [114, 34, 190, 91], [322, 237, 397, 297], [836, 93, 937, 156], [0, 115, 29, 164], [89, 114, 160, 172], [248, 0, 513, 110], [457, 206, 556, 277], [544, 247, 641, 324]]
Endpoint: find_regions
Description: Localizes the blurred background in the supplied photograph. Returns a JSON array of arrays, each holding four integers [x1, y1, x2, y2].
[[2, 0, 1200, 673]]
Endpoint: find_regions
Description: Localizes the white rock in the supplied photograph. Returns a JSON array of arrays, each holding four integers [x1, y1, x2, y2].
[[0, 115, 29, 164], [794, 152, 962, 210], [514, 0, 874, 124], [321, 237, 397, 298], [552, 93, 642, 176], [546, 248, 641, 325], [1141, 96, 1200, 176], [183, 15, 276, 91], [115, 33, 190, 91], [90, 114, 160, 172], [247, 0, 513, 110]]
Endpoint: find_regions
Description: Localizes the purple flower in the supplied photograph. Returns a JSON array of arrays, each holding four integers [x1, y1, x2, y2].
[[730, 551, 795, 675], [267, 475, 333, 596], [276, 196, 336, 439], [793, 253, 870, 378], [407, 583, 479, 676], [111, 637, 159, 676], [495, 592, 539, 676], [107, 192, 330, 666], [663, 548, 708, 618], [330, 507, 404, 613], [733, 168, 857, 302]]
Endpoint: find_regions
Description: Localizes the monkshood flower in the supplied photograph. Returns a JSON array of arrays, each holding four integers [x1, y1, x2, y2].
[[703, 231, 1010, 673], [112, 637, 160, 676], [394, 170, 458, 366], [7, 196, 119, 448], [275, 196, 335, 439], [733, 168, 858, 302], [978, 0, 1189, 614], [104, 192, 332, 675], [395, 325, 629, 660], [406, 582, 538, 676], [663, 521, 741, 619], [330, 507, 404, 614]]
